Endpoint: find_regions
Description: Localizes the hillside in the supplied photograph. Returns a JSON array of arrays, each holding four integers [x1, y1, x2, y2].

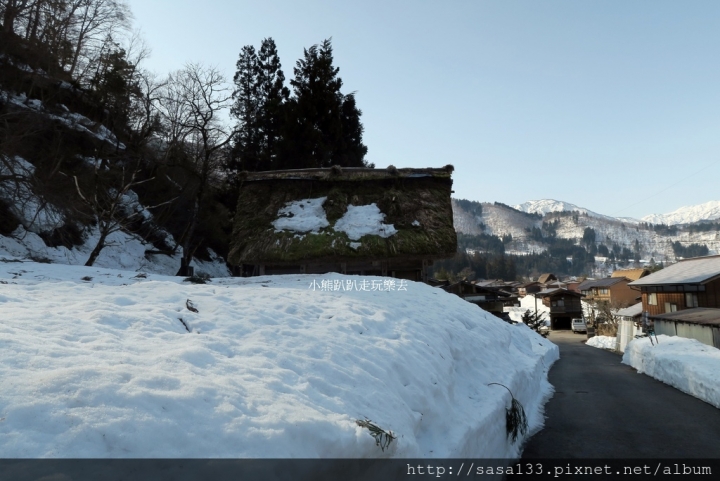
[[448, 198, 720, 279], [0, 26, 237, 276], [641, 200, 720, 225]]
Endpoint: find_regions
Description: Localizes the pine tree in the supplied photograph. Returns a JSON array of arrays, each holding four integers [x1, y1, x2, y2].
[[521, 310, 549, 337], [255, 38, 289, 171], [229, 45, 261, 172], [279, 38, 369, 169], [230, 38, 290, 173]]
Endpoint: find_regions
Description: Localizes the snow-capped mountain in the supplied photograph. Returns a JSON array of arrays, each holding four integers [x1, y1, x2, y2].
[[642, 200, 720, 225], [513, 199, 640, 224], [452, 199, 720, 267]]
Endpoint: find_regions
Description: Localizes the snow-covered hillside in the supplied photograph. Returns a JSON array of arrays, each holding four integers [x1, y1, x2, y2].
[[513, 199, 636, 223], [0, 260, 558, 458], [453, 200, 720, 264], [642, 200, 720, 225]]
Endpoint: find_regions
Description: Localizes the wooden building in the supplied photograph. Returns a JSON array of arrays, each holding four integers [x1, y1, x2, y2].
[[580, 277, 637, 306], [441, 281, 517, 318], [538, 273, 558, 285], [518, 281, 543, 297], [629, 255, 720, 316], [611, 268, 650, 282], [651, 308, 720, 349], [228, 166, 456, 280], [537, 288, 584, 330]]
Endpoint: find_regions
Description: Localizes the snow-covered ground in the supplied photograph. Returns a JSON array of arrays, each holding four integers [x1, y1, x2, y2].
[[0, 226, 230, 277], [0, 260, 558, 458], [505, 295, 550, 325], [622, 335, 720, 409], [586, 335, 617, 350]]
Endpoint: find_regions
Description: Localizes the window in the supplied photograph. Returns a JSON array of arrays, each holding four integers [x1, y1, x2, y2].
[[648, 293, 658, 305], [664, 302, 677, 313], [685, 293, 698, 308], [599, 288, 608, 295]]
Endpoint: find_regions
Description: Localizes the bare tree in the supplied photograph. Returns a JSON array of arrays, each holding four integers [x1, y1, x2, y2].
[[592, 299, 631, 336], [1, 0, 37, 34], [73, 159, 173, 266], [157, 63, 233, 276], [66, 0, 131, 80]]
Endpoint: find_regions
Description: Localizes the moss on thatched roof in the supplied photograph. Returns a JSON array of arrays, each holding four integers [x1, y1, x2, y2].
[[228, 167, 456, 266]]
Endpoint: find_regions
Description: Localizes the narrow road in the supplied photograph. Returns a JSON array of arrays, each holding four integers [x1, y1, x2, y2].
[[519, 331, 720, 458]]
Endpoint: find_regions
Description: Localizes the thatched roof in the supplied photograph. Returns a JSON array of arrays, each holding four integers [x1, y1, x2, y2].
[[228, 167, 456, 266], [611, 268, 649, 281]]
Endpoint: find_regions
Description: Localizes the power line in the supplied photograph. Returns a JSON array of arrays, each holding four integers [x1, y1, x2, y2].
[[610, 159, 720, 217]]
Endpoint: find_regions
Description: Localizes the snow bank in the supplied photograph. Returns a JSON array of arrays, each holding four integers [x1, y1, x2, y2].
[[0, 262, 558, 458], [622, 335, 720, 409], [586, 335, 616, 350]]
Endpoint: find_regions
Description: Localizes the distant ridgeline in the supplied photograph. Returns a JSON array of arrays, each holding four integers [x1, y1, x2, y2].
[[437, 199, 720, 280]]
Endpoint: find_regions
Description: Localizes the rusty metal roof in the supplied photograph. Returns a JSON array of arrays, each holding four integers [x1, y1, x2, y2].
[[650, 308, 720, 326]]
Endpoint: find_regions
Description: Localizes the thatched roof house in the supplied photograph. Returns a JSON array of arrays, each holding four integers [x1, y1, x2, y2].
[[228, 166, 456, 280]]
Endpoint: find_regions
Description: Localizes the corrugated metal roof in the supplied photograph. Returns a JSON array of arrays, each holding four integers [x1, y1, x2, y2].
[[650, 307, 720, 326], [629, 255, 720, 286], [617, 302, 643, 318], [578, 279, 597, 290], [589, 277, 627, 288]]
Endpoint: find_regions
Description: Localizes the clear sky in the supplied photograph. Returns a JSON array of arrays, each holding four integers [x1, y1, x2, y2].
[[126, 0, 720, 219]]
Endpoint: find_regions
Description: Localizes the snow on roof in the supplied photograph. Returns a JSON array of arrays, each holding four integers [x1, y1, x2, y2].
[[629, 255, 720, 286], [617, 302, 643, 318], [333, 203, 397, 240], [272, 197, 330, 233]]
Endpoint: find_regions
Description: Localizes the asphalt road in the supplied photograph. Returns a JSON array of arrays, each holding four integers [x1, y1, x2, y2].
[[518, 330, 720, 459]]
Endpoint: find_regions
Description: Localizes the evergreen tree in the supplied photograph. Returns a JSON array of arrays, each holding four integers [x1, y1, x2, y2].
[[255, 38, 289, 171], [230, 45, 261, 172], [279, 38, 369, 169], [521, 310, 549, 338]]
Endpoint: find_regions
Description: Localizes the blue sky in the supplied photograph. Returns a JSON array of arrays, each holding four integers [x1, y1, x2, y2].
[[126, 0, 720, 219]]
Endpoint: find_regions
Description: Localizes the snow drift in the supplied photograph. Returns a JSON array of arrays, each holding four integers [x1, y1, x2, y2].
[[622, 335, 720, 409], [0, 261, 558, 458]]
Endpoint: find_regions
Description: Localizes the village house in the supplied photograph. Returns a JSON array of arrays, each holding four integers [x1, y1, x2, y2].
[[518, 281, 543, 297], [537, 288, 584, 330], [441, 281, 517, 319], [537, 273, 558, 285], [564, 277, 584, 293], [579, 277, 638, 307], [228, 166, 456, 281], [628, 255, 720, 348], [628, 255, 720, 315], [611, 268, 650, 282]]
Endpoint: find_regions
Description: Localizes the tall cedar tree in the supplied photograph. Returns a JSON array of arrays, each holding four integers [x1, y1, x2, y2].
[[255, 38, 289, 170], [230, 38, 289, 173], [279, 38, 369, 169], [230, 45, 261, 172]]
